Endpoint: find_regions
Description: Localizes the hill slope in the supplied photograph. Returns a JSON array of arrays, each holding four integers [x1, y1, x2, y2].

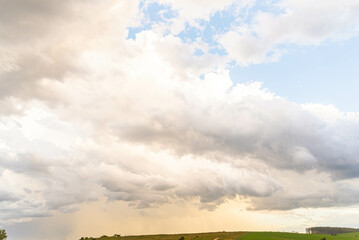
[[83, 231, 359, 240]]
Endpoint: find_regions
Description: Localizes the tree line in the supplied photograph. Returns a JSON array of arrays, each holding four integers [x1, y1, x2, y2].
[[306, 227, 359, 234]]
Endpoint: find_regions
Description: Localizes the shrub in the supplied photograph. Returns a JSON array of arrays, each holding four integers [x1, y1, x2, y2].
[[0, 229, 6, 240]]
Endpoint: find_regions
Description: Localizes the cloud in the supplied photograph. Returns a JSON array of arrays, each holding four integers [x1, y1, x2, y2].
[[0, 0, 140, 111], [219, 0, 359, 65], [1, 0, 359, 232], [250, 172, 359, 210], [99, 154, 279, 210]]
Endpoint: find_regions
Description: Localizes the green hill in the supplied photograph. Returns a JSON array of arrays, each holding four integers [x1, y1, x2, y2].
[[80, 232, 246, 240], [82, 231, 359, 240]]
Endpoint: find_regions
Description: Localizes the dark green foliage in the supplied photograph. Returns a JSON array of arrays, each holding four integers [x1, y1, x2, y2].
[[240, 232, 359, 240], [306, 227, 359, 235], [179, 236, 184, 240], [0, 229, 6, 240]]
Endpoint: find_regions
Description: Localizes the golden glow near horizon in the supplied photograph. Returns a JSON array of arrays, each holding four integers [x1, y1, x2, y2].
[[16, 199, 290, 239], [12, 198, 359, 240]]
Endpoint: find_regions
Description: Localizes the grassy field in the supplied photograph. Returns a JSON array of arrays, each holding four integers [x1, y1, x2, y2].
[[88, 231, 359, 240]]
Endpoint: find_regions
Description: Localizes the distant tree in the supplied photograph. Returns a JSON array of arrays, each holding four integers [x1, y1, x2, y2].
[[179, 236, 185, 240], [0, 229, 6, 240]]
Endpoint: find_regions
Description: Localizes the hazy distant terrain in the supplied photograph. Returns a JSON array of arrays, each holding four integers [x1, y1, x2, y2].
[[83, 231, 359, 240]]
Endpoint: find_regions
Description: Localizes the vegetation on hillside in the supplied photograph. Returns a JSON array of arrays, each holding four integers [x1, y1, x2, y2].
[[80, 231, 359, 240], [79, 231, 246, 240], [240, 232, 359, 240], [306, 227, 359, 234]]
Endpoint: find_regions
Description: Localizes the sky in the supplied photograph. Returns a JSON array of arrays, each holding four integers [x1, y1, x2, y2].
[[1, 0, 359, 239]]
